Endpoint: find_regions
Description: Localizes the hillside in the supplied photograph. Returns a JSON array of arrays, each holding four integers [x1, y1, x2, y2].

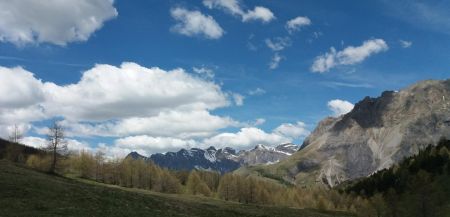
[[0, 160, 354, 217], [344, 138, 450, 217], [239, 79, 450, 187], [0, 138, 43, 162]]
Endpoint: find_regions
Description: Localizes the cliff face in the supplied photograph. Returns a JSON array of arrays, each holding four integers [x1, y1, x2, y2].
[[264, 79, 450, 187]]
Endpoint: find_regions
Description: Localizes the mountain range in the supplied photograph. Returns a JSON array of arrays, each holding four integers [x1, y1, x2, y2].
[[127, 143, 298, 173]]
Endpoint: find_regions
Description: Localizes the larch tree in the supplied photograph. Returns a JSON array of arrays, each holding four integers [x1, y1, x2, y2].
[[45, 122, 68, 174], [186, 170, 211, 196]]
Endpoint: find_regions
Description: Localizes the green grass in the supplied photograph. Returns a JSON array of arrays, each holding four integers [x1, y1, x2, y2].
[[0, 160, 355, 217]]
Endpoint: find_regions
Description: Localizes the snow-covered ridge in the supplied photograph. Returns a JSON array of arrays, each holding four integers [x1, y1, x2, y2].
[[126, 143, 299, 173]]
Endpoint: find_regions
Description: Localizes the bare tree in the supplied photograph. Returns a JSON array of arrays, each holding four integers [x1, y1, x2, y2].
[[8, 124, 23, 143], [45, 122, 68, 173]]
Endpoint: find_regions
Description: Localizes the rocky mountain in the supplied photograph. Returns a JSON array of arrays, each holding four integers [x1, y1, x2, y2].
[[126, 143, 298, 173], [245, 79, 450, 187]]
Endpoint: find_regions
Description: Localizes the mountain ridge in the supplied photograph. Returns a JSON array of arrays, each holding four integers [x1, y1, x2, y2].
[[242, 79, 450, 187], [126, 143, 299, 173]]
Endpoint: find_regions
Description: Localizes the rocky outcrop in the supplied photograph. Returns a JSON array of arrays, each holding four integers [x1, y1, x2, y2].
[[260, 79, 450, 187]]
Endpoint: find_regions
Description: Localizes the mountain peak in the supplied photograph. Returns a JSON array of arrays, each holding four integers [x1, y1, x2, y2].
[[255, 79, 450, 187]]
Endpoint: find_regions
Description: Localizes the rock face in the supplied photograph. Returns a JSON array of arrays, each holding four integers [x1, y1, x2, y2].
[[126, 143, 298, 173], [237, 144, 298, 166], [262, 79, 450, 187]]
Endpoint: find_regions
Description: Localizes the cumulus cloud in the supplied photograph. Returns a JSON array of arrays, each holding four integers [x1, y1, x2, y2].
[[0, 63, 240, 141], [327, 99, 354, 117], [274, 122, 310, 138], [0, 66, 47, 126], [311, 39, 389, 73], [286, 16, 311, 33], [203, 0, 275, 23], [0, 0, 117, 46], [242, 7, 275, 23], [0, 66, 45, 109], [399, 40, 412, 48], [43, 62, 229, 121], [170, 7, 224, 39]]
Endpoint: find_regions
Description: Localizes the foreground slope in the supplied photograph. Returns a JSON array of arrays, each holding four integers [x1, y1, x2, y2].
[[0, 160, 353, 217], [243, 79, 450, 187]]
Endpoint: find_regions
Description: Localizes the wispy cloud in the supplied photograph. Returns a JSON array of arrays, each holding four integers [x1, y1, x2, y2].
[[269, 53, 283, 69], [321, 81, 373, 89], [399, 40, 412, 48], [311, 39, 389, 73], [203, 0, 275, 23]]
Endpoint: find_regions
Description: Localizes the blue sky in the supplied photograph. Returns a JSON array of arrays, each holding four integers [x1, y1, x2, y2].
[[0, 0, 449, 157]]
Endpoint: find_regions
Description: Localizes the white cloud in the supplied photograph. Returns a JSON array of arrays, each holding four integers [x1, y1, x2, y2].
[[0, 67, 47, 127], [311, 39, 389, 73], [203, 121, 309, 150], [0, 63, 240, 141], [203, 127, 289, 150], [248, 88, 266, 96], [43, 62, 230, 121], [242, 6, 275, 23], [399, 40, 412, 48], [269, 53, 283, 69], [286, 16, 311, 33], [232, 93, 245, 106], [203, 0, 275, 23], [274, 122, 310, 138], [59, 110, 237, 139], [0, 0, 117, 46], [170, 7, 224, 39], [265, 37, 292, 51], [0, 66, 45, 109], [327, 99, 354, 117]]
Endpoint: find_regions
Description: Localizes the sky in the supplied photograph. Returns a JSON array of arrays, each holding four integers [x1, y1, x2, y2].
[[0, 0, 449, 157]]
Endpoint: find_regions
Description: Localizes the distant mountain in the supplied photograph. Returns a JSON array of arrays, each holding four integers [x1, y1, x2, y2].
[[243, 79, 450, 187], [126, 143, 298, 173]]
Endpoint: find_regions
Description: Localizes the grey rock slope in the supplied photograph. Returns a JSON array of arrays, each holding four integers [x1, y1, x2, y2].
[[127, 143, 298, 173], [259, 79, 450, 187]]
